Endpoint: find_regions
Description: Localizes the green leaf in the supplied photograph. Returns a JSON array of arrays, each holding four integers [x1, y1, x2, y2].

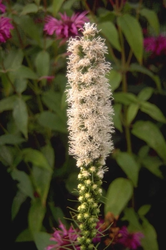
[[11, 169, 34, 199], [22, 148, 52, 171], [140, 102, 166, 123], [14, 78, 27, 93], [138, 87, 154, 101], [117, 14, 143, 63], [34, 0, 41, 4], [115, 152, 139, 187], [63, 0, 78, 9], [61, 91, 67, 110], [113, 104, 123, 132], [66, 172, 79, 194], [0, 73, 11, 96], [49, 204, 66, 224], [11, 191, 27, 220], [3, 49, 23, 70], [32, 145, 54, 204], [141, 217, 159, 250], [12, 66, 38, 80], [98, 22, 121, 51], [42, 38, 54, 49], [28, 199, 46, 233], [37, 111, 67, 133], [52, 0, 64, 16], [16, 228, 33, 242], [54, 74, 67, 92], [132, 121, 166, 162], [129, 64, 160, 89], [105, 178, 133, 216], [17, 15, 40, 44], [127, 103, 139, 125], [129, 63, 154, 78], [142, 156, 163, 178], [98, 10, 115, 23], [34, 232, 51, 250], [13, 97, 28, 138], [0, 95, 17, 112], [42, 90, 66, 121], [0, 145, 13, 166], [32, 166, 52, 206], [35, 51, 50, 77], [138, 145, 149, 159], [138, 205, 151, 216], [31, 145, 54, 204], [0, 134, 25, 146], [41, 144, 55, 169], [107, 69, 122, 91], [153, 75, 162, 91], [123, 207, 142, 231], [114, 92, 138, 105], [140, 8, 159, 35], [21, 3, 38, 15]]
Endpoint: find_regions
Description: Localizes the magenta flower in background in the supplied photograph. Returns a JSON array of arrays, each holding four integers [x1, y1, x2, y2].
[[144, 34, 166, 56], [0, 0, 6, 13], [117, 226, 144, 250], [44, 11, 89, 41], [46, 221, 80, 250], [0, 17, 14, 43]]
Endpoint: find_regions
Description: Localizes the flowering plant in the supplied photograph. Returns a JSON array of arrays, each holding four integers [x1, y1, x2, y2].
[[66, 22, 114, 249], [0, 1, 166, 250]]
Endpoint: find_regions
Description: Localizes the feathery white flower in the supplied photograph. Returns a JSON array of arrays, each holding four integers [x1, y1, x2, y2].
[[66, 23, 114, 168]]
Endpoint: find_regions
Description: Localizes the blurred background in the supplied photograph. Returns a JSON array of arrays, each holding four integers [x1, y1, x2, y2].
[[0, 0, 166, 249]]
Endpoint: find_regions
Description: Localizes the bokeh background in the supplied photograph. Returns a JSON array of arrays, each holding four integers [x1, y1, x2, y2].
[[0, 0, 166, 249]]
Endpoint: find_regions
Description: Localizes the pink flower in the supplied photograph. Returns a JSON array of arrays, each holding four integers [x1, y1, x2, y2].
[[0, 0, 6, 13], [117, 226, 144, 250], [0, 17, 14, 43], [144, 35, 166, 56], [46, 221, 80, 250], [44, 11, 89, 41]]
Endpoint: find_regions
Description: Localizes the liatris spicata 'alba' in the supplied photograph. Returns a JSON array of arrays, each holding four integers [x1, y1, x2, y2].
[[66, 23, 114, 249]]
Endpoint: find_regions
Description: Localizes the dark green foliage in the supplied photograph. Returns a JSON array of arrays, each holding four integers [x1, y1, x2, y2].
[[1, 1, 166, 250]]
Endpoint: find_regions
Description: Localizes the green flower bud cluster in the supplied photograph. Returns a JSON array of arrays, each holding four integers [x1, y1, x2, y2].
[[77, 164, 102, 249]]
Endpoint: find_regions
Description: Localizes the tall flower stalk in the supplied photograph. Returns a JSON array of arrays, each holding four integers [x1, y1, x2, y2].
[[66, 23, 114, 249]]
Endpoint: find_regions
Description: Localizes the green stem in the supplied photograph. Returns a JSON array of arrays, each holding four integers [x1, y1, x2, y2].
[[82, 0, 97, 22], [126, 50, 133, 67], [34, 82, 44, 112], [124, 111, 132, 154], [118, 26, 125, 68]]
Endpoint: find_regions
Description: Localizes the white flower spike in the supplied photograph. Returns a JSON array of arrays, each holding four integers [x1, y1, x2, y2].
[[66, 23, 114, 168], [66, 23, 114, 250]]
